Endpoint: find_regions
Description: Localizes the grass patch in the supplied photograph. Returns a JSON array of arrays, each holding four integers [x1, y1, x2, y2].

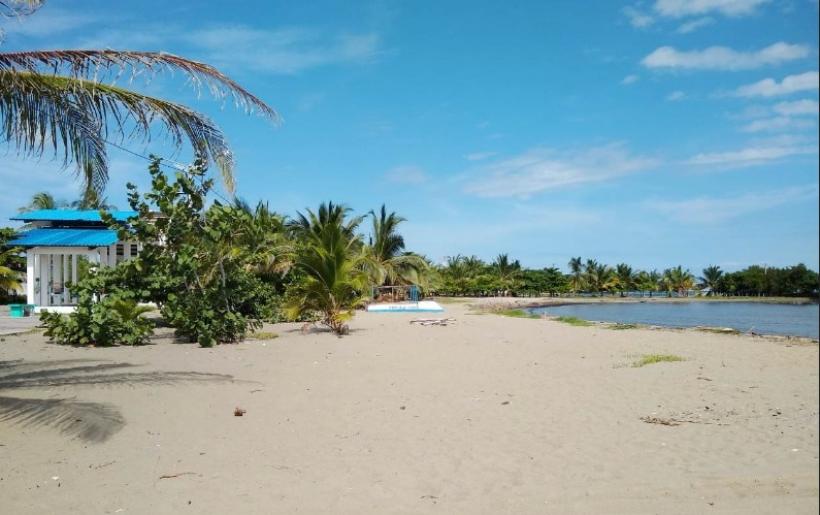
[[607, 323, 641, 330], [246, 331, 279, 341], [632, 354, 685, 367], [696, 326, 740, 335], [497, 309, 541, 319], [554, 315, 593, 327]]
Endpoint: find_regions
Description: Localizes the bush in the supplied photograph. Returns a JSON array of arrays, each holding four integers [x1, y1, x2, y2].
[[41, 286, 154, 346]]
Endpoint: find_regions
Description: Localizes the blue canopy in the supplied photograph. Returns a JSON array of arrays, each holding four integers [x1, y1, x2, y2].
[[9, 228, 119, 248], [11, 209, 137, 223]]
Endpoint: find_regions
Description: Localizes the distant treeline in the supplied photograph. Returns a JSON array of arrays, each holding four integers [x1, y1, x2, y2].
[[432, 255, 819, 298]]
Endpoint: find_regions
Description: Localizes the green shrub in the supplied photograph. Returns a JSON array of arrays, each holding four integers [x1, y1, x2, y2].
[[41, 287, 154, 346]]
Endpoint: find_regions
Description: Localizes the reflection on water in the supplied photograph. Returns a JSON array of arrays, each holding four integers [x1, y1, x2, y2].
[[529, 302, 819, 339]]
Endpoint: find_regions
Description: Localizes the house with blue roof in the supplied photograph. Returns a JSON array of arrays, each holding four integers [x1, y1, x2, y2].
[[9, 209, 140, 312]]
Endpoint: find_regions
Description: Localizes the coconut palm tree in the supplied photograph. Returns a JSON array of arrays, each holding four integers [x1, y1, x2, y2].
[[568, 256, 585, 293], [584, 259, 615, 296], [700, 265, 723, 295], [287, 202, 365, 245], [0, 2, 276, 195], [0, 230, 22, 293], [18, 191, 65, 212], [366, 204, 428, 287], [663, 266, 695, 296], [636, 269, 662, 297], [492, 253, 522, 294], [285, 203, 370, 334], [232, 199, 293, 282], [614, 263, 636, 297]]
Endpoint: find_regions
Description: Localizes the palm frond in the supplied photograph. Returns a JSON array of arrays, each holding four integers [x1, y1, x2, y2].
[[0, 71, 237, 192], [0, 49, 278, 121]]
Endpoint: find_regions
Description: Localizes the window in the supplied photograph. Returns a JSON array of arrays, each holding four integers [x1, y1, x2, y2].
[[130, 244, 139, 257]]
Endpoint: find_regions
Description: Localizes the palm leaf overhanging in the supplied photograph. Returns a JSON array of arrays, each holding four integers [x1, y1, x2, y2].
[[1, 11, 278, 195]]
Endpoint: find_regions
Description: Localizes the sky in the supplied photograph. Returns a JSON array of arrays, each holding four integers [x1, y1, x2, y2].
[[1, 0, 818, 272]]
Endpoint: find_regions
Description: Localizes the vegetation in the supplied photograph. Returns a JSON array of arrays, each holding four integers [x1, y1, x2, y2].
[[40, 272, 154, 346], [433, 255, 818, 299], [285, 202, 371, 334], [0, 228, 24, 301], [495, 308, 540, 319], [632, 354, 685, 367], [0, 1, 276, 200], [37, 159, 433, 342], [554, 316, 593, 327]]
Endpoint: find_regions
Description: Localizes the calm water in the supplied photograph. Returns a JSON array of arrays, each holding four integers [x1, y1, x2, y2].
[[529, 302, 820, 339]]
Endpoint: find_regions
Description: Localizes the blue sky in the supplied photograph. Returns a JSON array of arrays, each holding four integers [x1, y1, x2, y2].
[[1, 0, 818, 272]]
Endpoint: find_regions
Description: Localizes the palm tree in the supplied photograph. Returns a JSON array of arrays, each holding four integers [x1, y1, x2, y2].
[[636, 269, 662, 297], [700, 265, 723, 295], [287, 202, 365, 245], [614, 263, 636, 297], [0, 232, 22, 293], [663, 266, 695, 296], [568, 256, 584, 293], [492, 253, 522, 294], [0, 3, 276, 195], [285, 203, 370, 334], [18, 191, 65, 212], [366, 204, 428, 287], [584, 259, 615, 296], [233, 199, 293, 282]]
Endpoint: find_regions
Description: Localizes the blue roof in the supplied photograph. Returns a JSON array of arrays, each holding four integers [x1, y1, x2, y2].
[[8, 228, 119, 247], [10, 209, 137, 223]]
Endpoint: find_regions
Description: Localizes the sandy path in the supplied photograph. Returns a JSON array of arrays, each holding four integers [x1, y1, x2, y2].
[[1, 301, 817, 514]]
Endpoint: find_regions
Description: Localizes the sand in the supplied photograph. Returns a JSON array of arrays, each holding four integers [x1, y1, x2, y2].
[[1, 300, 818, 514]]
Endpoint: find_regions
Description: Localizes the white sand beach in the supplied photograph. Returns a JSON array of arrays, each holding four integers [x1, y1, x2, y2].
[[1, 300, 818, 514]]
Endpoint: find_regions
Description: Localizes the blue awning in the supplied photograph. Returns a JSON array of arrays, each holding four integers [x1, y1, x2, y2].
[[11, 209, 137, 223], [8, 228, 119, 248]]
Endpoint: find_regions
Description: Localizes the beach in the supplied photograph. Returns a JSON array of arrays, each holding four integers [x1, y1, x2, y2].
[[1, 300, 818, 514]]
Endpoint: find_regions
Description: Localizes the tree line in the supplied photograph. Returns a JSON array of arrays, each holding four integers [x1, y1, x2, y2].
[[433, 255, 819, 298]]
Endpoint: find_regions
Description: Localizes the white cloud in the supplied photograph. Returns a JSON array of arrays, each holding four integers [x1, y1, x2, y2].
[[654, 0, 771, 17], [642, 42, 809, 71], [464, 152, 497, 161], [666, 90, 686, 101], [623, 6, 655, 27], [621, 74, 640, 85], [676, 16, 715, 33], [67, 24, 381, 75], [733, 71, 819, 97], [687, 140, 817, 167], [0, 7, 97, 37], [463, 144, 658, 198], [646, 184, 818, 224], [773, 99, 820, 116], [183, 27, 381, 74], [740, 116, 815, 132], [384, 165, 428, 185]]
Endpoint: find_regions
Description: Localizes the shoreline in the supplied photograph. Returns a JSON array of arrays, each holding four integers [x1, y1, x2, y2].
[[455, 296, 819, 342]]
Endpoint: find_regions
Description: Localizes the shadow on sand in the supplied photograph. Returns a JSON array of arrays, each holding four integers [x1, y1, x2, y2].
[[0, 359, 233, 443]]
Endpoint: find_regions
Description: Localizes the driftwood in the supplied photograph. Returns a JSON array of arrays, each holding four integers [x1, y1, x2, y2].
[[410, 318, 456, 327]]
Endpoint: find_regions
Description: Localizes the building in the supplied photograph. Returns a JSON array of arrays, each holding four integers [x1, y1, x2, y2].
[[9, 209, 139, 313]]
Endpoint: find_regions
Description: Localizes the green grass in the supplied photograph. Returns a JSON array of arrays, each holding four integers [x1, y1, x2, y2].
[[696, 326, 740, 335], [554, 315, 593, 327], [632, 354, 685, 367], [497, 309, 541, 319], [607, 323, 641, 330], [246, 331, 279, 341]]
